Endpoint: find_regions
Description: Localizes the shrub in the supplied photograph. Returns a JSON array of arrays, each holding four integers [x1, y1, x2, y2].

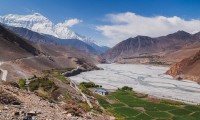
[[52, 72, 69, 83], [79, 102, 91, 111], [80, 82, 98, 88], [29, 77, 55, 92], [29, 79, 40, 91], [79, 84, 91, 94], [18, 79, 27, 90], [121, 86, 133, 91]]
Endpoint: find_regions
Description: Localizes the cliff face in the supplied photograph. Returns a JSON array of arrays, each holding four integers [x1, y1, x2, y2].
[[167, 50, 200, 82]]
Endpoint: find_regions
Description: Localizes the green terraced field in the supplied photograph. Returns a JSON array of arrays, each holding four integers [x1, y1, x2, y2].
[[97, 90, 200, 120]]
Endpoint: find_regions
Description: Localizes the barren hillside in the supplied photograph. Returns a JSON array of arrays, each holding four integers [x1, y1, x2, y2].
[[167, 50, 200, 82], [0, 24, 98, 81]]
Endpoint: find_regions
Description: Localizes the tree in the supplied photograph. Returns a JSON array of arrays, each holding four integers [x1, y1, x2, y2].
[[121, 86, 133, 91]]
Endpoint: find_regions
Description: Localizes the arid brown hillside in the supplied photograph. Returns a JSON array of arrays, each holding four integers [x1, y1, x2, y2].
[[0, 24, 98, 81], [167, 50, 200, 82], [103, 31, 200, 64], [0, 24, 40, 61]]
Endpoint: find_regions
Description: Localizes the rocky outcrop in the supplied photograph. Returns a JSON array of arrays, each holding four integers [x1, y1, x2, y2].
[[167, 63, 182, 77], [64, 60, 101, 77], [167, 50, 200, 82], [64, 67, 85, 77]]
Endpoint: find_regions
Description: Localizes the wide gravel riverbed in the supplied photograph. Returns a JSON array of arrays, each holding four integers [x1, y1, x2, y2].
[[69, 64, 200, 104]]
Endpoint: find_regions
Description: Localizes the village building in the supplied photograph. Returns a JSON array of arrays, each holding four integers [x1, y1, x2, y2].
[[93, 89, 108, 96]]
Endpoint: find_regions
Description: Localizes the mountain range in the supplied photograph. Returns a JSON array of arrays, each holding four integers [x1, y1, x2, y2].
[[0, 13, 84, 40], [5, 25, 101, 54], [0, 13, 109, 54], [102, 31, 200, 64]]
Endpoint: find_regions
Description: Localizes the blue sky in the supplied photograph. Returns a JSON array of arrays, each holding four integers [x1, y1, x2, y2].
[[0, 0, 200, 46]]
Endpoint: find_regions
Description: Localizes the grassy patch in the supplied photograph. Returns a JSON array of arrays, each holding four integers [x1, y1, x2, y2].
[[97, 98, 110, 109], [184, 105, 200, 111], [28, 77, 59, 101], [191, 112, 200, 119], [79, 102, 91, 111], [134, 113, 152, 120], [145, 103, 177, 111], [169, 109, 191, 115], [160, 99, 185, 105], [113, 107, 140, 117], [52, 73, 66, 82], [146, 111, 171, 118], [172, 115, 198, 120], [79, 84, 91, 95], [18, 79, 27, 90], [43, 68, 71, 83], [110, 103, 125, 108], [44, 68, 75, 74], [29, 77, 55, 92], [135, 113, 152, 120], [36, 88, 49, 98]]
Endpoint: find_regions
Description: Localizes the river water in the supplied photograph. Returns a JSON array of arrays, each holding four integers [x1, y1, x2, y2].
[[69, 64, 200, 104]]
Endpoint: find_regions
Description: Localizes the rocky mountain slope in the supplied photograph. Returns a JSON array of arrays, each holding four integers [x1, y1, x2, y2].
[[5, 25, 99, 54], [0, 24, 40, 61], [0, 24, 98, 81], [167, 50, 200, 82], [103, 31, 200, 64]]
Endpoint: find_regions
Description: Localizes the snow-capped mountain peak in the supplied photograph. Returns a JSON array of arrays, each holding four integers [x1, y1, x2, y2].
[[0, 13, 88, 40]]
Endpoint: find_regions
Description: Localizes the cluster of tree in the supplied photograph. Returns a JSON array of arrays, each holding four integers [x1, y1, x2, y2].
[[79, 82, 102, 88], [121, 86, 133, 91]]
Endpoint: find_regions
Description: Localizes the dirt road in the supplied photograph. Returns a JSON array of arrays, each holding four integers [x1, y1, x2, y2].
[[0, 62, 8, 81]]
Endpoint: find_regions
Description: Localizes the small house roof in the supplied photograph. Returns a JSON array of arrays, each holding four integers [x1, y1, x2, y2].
[[94, 89, 108, 93]]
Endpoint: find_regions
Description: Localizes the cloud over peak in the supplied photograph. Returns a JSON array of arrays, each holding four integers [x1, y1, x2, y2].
[[57, 18, 83, 28], [96, 12, 200, 46]]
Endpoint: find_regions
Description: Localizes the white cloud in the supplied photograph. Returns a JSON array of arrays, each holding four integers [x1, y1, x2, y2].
[[57, 18, 82, 27], [96, 12, 200, 46]]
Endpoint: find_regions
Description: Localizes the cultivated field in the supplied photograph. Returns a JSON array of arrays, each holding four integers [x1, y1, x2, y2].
[[98, 90, 200, 120]]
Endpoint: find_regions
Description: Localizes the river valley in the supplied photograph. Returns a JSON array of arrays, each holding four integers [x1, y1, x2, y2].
[[70, 64, 200, 104]]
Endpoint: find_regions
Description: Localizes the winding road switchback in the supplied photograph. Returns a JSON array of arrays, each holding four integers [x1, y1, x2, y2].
[[0, 62, 8, 81]]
